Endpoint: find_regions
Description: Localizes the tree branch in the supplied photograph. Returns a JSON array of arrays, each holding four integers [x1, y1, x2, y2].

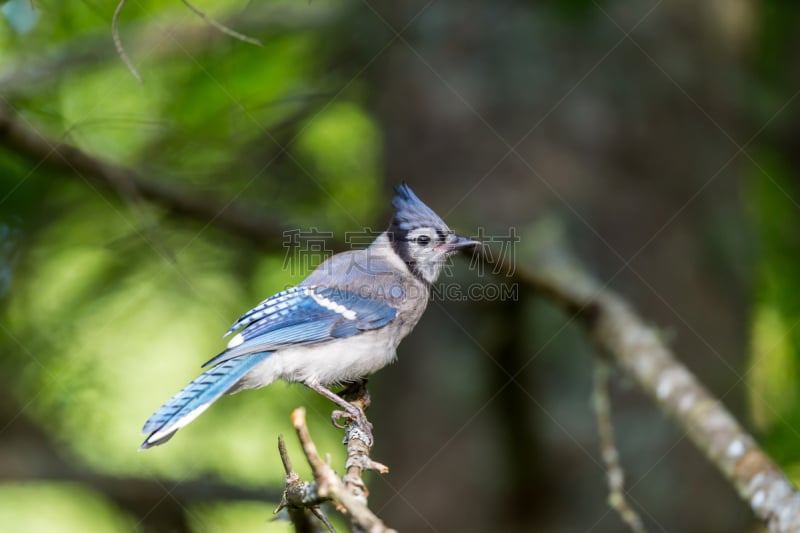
[[112, 0, 142, 82], [0, 4, 334, 95], [495, 221, 800, 532], [276, 434, 330, 533], [284, 398, 395, 533], [0, 104, 285, 246], [179, 0, 264, 47], [592, 357, 646, 532], [338, 382, 389, 503]]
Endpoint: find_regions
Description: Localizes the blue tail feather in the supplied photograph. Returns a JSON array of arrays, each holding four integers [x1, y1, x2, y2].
[[140, 352, 270, 449]]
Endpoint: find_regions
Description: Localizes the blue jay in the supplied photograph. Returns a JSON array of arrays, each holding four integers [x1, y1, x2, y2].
[[141, 184, 477, 449]]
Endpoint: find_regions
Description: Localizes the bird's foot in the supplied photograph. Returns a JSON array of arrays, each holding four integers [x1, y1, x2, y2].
[[305, 380, 374, 444], [331, 405, 373, 444]]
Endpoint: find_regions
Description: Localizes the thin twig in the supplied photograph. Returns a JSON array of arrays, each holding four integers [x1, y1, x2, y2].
[[3, 5, 336, 96], [593, 358, 647, 533], [278, 433, 294, 475], [291, 408, 396, 533], [292, 409, 333, 484], [180, 0, 263, 46], [490, 222, 800, 532], [276, 434, 330, 532], [112, 0, 142, 82], [310, 507, 337, 533]]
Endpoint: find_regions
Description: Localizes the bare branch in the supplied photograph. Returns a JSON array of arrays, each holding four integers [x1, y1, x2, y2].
[[278, 434, 295, 475], [113, 0, 264, 80], [291, 407, 397, 533], [310, 507, 337, 533], [276, 434, 328, 533], [488, 222, 800, 533], [339, 381, 389, 506], [1, 5, 335, 96], [592, 358, 647, 532], [180, 0, 264, 47], [0, 105, 286, 247], [112, 0, 142, 82]]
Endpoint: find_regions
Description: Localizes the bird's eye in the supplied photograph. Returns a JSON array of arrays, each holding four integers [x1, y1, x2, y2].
[[416, 235, 431, 246]]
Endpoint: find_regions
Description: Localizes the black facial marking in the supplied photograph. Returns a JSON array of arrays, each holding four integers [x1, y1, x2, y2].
[[388, 223, 431, 286]]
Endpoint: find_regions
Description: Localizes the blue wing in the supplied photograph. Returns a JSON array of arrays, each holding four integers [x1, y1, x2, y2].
[[141, 285, 396, 448], [203, 285, 397, 367]]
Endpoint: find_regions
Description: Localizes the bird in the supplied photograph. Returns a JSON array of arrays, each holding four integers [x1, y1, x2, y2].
[[140, 184, 478, 449]]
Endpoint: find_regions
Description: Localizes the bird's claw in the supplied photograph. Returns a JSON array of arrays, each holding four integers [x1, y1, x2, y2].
[[330, 407, 374, 443], [331, 409, 348, 429]]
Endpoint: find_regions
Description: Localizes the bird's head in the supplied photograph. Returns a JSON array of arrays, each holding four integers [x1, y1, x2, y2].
[[388, 183, 478, 284]]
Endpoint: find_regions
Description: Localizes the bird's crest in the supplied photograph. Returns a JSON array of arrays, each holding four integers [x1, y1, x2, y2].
[[391, 183, 447, 232]]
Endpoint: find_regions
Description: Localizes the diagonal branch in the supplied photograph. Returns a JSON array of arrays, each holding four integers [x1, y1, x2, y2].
[[490, 222, 800, 533], [112, 0, 142, 82], [592, 357, 646, 532], [284, 400, 395, 533], [1, 4, 335, 96], [0, 105, 285, 246], [179, 0, 264, 47]]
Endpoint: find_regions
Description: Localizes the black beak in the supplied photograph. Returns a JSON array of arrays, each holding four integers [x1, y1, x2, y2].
[[444, 234, 480, 253]]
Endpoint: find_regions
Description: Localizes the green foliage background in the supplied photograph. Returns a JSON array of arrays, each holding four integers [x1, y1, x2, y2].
[[1, 1, 376, 530]]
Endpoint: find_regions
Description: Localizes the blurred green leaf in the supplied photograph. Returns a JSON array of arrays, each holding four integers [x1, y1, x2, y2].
[[293, 101, 381, 229], [0, 1, 374, 525], [0, 482, 136, 533], [747, 151, 800, 471]]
